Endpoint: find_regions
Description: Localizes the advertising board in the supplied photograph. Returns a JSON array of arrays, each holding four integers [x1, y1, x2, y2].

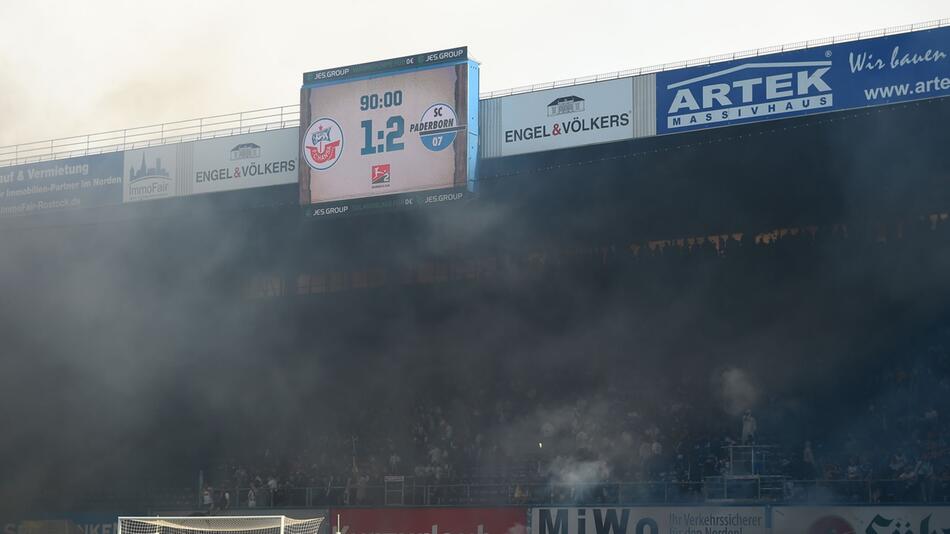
[[656, 25, 950, 135], [3, 516, 117, 534], [498, 79, 634, 157], [331, 507, 526, 534], [191, 128, 298, 195], [123, 143, 191, 203], [530, 507, 767, 534], [0, 153, 123, 217], [299, 47, 478, 205], [772, 506, 950, 534]]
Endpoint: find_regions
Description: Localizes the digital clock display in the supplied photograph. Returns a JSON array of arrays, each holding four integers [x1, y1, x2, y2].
[[299, 52, 476, 205]]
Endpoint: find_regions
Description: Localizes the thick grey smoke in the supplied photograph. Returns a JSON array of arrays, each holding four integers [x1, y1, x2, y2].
[[545, 456, 610, 486], [0, 95, 948, 519], [716, 367, 759, 417]]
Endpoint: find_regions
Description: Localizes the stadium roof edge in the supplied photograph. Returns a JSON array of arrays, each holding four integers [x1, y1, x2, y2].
[[1, 17, 947, 167], [478, 17, 950, 99]]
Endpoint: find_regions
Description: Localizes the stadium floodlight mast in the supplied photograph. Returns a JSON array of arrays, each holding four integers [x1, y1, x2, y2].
[[118, 516, 324, 534]]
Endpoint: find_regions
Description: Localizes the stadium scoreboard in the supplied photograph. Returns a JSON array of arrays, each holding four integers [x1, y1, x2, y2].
[[299, 47, 479, 216]]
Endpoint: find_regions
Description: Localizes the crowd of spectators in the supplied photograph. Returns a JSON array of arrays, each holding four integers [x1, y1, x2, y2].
[[203, 326, 950, 507], [196, 220, 950, 508]]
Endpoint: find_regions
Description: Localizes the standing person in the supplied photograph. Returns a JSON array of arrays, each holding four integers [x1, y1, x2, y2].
[[247, 485, 257, 508], [741, 410, 757, 444], [203, 485, 214, 513], [802, 441, 817, 479], [356, 471, 369, 504], [267, 476, 278, 506], [216, 490, 230, 512]]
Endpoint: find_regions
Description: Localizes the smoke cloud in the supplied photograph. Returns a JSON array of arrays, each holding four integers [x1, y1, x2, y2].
[[0, 90, 948, 519], [545, 456, 611, 487], [716, 367, 759, 417]]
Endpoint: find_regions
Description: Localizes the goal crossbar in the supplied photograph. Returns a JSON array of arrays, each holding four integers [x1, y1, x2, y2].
[[118, 516, 324, 534]]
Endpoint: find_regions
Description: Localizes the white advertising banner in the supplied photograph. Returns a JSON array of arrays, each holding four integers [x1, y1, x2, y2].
[[772, 506, 950, 534], [500, 78, 634, 157], [191, 128, 297, 195], [530, 507, 767, 534], [123, 143, 190, 203]]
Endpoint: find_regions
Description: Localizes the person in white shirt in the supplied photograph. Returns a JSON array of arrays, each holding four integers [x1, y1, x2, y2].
[[202, 485, 213, 512], [741, 410, 757, 444]]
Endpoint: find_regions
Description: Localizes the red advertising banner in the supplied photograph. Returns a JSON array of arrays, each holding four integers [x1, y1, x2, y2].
[[330, 508, 527, 534]]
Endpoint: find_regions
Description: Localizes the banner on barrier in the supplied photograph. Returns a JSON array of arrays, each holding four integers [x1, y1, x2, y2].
[[123, 144, 190, 203], [191, 129, 298, 196], [3, 517, 117, 534], [499, 79, 634, 157], [772, 505, 950, 534], [0, 153, 123, 217], [332, 507, 527, 534], [530, 507, 767, 534], [656, 25, 950, 135]]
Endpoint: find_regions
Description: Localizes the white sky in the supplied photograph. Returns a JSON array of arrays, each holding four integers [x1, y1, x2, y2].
[[0, 0, 945, 146]]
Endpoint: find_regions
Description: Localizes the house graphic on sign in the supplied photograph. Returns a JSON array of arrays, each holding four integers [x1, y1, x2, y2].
[[230, 143, 261, 161], [547, 96, 585, 116]]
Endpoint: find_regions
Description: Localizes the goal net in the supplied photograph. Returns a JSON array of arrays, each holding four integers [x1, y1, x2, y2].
[[118, 516, 324, 534]]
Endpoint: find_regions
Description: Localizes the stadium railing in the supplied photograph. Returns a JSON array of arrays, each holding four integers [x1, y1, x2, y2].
[[478, 18, 950, 98], [2, 18, 948, 168], [0, 105, 300, 167]]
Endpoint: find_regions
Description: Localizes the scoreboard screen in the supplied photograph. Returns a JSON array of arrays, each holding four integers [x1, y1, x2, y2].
[[300, 47, 478, 206]]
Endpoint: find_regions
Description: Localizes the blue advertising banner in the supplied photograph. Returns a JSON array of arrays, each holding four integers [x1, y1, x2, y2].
[[656, 26, 950, 135], [0, 153, 124, 217]]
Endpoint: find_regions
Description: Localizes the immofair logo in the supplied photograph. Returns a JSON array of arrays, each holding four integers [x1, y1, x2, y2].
[[664, 58, 833, 130], [127, 152, 172, 200], [411, 103, 464, 152], [371, 164, 391, 187], [303, 117, 344, 170]]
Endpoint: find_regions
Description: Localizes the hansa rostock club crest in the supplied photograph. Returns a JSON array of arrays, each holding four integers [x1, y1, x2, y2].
[[303, 117, 344, 170]]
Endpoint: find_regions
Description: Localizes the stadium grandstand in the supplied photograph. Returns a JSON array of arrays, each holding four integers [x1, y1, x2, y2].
[[2, 17, 950, 534]]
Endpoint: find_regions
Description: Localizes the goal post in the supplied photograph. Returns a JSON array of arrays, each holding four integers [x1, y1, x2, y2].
[[118, 516, 324, 534]]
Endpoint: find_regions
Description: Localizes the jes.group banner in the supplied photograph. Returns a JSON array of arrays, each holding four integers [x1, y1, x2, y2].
[[332, 508, 526, 534], [656, 25, 950, 134]]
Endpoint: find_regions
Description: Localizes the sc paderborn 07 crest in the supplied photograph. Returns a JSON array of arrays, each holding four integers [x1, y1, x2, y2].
[[303, 117, 344, 170], [413, 103, 463, 152]]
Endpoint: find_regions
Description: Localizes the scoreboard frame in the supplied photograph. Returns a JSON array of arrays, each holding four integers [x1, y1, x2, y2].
[[299, 47, 479, 216], [303, 47, 471, 85]]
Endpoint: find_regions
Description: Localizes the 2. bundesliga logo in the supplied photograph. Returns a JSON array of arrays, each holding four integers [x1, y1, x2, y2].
[[371, 164, 391, 187], [303, 117, 344, 170]]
